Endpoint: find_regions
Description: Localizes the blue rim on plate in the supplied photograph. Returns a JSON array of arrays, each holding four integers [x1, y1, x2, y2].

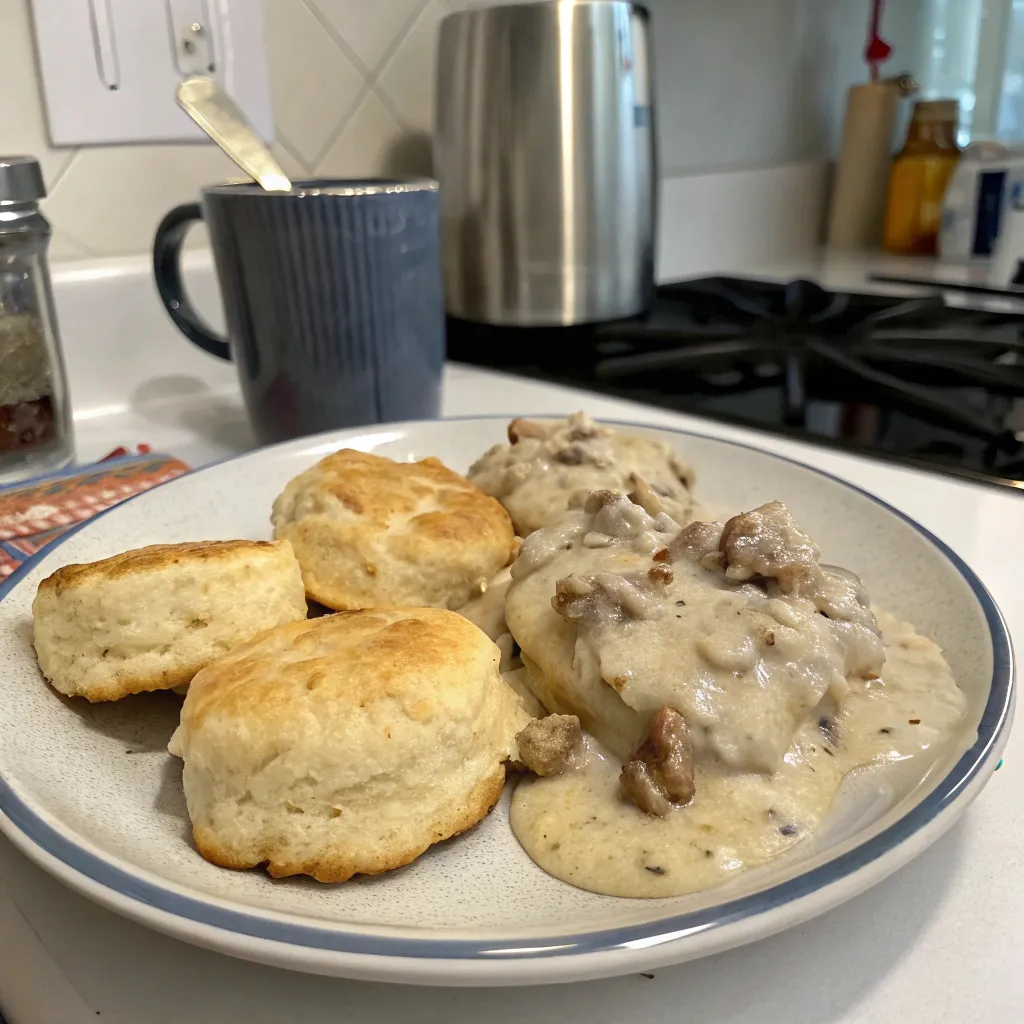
[[0, 418, 1014, 961]]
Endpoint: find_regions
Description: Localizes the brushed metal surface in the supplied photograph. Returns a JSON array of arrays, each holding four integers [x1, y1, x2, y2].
[[176, 76, 292, 193], [435, 1, 656, 326], [0, 156, 47, 204]]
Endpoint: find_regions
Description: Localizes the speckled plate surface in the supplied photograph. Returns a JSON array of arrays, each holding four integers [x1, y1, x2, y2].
[[0, 418, 1013, 986]]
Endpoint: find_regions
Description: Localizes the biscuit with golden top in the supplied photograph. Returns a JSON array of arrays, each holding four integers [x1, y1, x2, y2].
[[271, 449, 517, 611], [168, 607, 531, 881], [32, 539, 307, 701]]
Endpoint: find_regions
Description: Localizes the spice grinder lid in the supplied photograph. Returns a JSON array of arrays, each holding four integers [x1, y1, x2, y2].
[[0, 157, 46, 205]]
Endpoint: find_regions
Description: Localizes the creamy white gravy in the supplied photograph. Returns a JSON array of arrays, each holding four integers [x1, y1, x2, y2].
[[510, 608, 967, 898], [468, 412, 697, 535], [457, 567, 512, 641], [456, 569, 549, 718], [506, 498, 885, 768]]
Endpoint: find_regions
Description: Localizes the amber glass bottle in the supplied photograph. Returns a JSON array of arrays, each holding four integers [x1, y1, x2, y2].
[[883, 99, 962, 255]]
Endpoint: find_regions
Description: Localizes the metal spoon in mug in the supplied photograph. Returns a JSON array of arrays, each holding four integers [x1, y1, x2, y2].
[[175, 76, 292, 192]]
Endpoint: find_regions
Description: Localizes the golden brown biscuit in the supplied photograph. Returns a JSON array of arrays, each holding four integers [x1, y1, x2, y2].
[[32, 539, 307, 701], [271, 449, 517, 611], [168, 608, 530, 881]]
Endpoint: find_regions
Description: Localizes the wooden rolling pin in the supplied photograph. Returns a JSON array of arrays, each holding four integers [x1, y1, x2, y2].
[[827, 75, 916, 250]]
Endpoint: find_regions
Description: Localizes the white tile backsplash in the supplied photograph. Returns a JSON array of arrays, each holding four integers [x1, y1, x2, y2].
[[1, 0, 927, 262], [310, 0, 425, 73], [657, 161, 828, 278], [264, 0, 367, 165], [41, 144, 238, 257], [3, 0, 76, 186], [315, 89, 413, 179], [649, 0, 821, 173], [648, 0, 926, 174], [375, 1, 450, 134]]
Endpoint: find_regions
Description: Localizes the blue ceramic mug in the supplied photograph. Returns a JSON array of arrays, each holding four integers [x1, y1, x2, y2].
[[153, 179, 445, 445]]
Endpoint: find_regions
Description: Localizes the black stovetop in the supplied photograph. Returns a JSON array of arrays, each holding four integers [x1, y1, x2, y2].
[[446, 276, 1024, 491]]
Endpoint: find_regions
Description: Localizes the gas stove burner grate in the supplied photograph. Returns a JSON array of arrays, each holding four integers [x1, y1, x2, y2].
[[444, 275, 1024, 489], [594, 278, 1024, 450]]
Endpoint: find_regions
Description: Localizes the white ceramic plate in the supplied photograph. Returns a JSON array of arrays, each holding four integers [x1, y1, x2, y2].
[[0, 418, 1013, 986]]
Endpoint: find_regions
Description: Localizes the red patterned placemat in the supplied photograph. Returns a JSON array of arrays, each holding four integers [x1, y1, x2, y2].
[[0, 448, 190, 579]]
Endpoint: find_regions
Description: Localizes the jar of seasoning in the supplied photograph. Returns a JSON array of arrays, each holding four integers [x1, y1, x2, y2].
[[883, 99, 962, 255], [0, 157, 73, 483]]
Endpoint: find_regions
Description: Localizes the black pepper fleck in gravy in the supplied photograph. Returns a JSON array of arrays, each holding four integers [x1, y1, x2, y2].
[[819, 715, 840, 747]]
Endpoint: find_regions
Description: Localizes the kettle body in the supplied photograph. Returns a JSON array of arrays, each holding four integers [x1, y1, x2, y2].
[[434, 1, 656, 326]]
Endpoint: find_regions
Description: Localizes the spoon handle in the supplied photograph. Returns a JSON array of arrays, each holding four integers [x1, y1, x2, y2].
[[176, 76, 292, 192]]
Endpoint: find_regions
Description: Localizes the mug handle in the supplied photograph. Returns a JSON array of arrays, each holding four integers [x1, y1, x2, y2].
[[153, 203, 231, 361]]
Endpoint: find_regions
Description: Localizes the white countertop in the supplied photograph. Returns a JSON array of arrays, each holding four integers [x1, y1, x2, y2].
[[0, 254, 1020, 1023]]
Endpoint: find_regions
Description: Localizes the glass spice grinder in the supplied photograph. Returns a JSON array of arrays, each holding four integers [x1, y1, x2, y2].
[[0, 157, 74, 483]]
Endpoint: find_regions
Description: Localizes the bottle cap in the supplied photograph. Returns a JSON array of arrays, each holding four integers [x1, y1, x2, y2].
[[913, 99, 960, 123], [0, 157, 46, 205]]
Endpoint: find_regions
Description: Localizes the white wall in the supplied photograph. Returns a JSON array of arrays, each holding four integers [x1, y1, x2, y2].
[[1, 0, 928, 266]]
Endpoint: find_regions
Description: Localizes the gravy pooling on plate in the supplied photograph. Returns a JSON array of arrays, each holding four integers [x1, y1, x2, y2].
[[505, 493, 968, 898]]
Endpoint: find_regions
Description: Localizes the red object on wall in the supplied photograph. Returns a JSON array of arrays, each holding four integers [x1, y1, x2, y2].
[[866, 0, 892, 82]]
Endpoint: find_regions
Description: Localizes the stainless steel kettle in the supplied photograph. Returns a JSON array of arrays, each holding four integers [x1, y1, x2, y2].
[[434, 1, 655, 326]]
